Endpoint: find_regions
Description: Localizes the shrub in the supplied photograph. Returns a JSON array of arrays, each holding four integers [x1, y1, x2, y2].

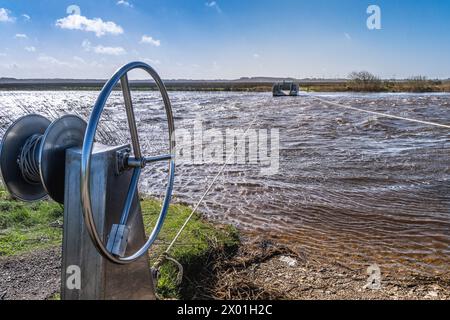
[[347, 71, 384, 91]]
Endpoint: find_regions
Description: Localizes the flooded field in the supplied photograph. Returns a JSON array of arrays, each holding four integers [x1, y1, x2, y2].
[[0, 91, 449, 277]]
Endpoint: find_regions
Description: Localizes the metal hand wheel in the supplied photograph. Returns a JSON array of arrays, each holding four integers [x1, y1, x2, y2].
[[80, 61, 175, 264]]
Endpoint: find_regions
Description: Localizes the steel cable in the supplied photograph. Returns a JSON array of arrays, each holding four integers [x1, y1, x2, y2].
[[18, 134, 42, 184]]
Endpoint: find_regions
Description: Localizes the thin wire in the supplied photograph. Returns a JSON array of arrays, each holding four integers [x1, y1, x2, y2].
[[164, 115, 259, 255], [312, 95, 450, 130]]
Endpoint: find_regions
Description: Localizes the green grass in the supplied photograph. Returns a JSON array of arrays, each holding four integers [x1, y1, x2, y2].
[[0, 187, 239, 299], [49, 293, 61, 300], [0, 188, 63, 256], [141, 198, 239, 299]]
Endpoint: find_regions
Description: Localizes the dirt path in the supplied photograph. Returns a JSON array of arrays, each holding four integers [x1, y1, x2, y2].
[[0, 247, 61, 300]]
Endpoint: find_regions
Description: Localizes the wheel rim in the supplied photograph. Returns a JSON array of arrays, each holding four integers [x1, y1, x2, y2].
[[81, 61, 175, 264]]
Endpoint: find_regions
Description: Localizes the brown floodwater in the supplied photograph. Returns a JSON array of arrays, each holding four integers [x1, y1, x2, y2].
[[0, 91, 449, 277]]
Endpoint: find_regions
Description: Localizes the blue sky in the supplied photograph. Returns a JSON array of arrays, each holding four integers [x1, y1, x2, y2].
[[0, 0, 449, 79]]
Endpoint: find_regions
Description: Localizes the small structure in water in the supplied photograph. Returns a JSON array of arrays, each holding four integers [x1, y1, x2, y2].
[[272, 81, 299, 97]]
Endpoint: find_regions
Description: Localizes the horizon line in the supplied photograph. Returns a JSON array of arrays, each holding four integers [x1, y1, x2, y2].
[[1, 77, 449, 82]]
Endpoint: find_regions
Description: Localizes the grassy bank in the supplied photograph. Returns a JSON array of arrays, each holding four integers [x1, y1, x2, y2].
[[302, 80, 450, 93], [0, 187, 239, 299], [1, 80, 449, 93], [141, 198, 239, 299]]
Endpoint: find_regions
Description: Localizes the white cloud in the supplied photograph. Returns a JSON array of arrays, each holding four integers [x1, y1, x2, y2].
[[22, 14, 31, 21], [25, 46, 36, 52], [94, 45, 126, 55], [82, 39, 126, 55], [56, 14, 124, 37], [0, 8, 14, 22], [0, 53, 6, 57], [140, 35, 161, 47], [344, 33, 352, 40], [38, 55, 71, 67], [253, 53, 260, 59], [141, 58, 161, 65], [15, 33, 28, 39], [117, 1, 133, 8], [205, 1, 222, 13], [73, 56, 86, 64], [72, 56, 104, 68]]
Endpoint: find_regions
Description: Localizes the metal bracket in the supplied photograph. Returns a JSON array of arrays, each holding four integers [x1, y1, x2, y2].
[[116, 147, 131, 175], [106, 224, 130, 257]]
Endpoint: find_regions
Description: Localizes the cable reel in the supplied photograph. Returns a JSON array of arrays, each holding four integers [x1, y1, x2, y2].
[[0, 114, 87, 204]]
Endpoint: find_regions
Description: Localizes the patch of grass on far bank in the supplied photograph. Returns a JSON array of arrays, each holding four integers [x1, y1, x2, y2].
[[0, 187, 63, 256], [142, 199, 240, 299]]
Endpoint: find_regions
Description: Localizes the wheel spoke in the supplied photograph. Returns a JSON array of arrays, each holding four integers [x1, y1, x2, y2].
[[126, 154, 173, 168], [119, 167, 141, 225], [144, 154, 173, 164], [120, 74, 142, 158]]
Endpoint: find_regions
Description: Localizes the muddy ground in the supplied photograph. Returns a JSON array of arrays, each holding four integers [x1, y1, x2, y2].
[[209, 238, 450, 300], [0, 240, 448, 300]]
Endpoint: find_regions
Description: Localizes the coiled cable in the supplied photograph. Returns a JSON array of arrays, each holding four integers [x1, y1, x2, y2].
[[18, 134, 42, 184]]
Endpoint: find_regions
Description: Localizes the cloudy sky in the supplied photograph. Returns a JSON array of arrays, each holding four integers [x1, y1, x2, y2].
[[0, 0, 449, 79]]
